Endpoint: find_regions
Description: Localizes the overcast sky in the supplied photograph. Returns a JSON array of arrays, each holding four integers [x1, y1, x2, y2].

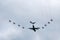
[[0, 0, 60, 40]]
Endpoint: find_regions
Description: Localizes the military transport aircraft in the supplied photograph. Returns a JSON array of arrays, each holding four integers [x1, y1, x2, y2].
[[29, 25, 40, 32]]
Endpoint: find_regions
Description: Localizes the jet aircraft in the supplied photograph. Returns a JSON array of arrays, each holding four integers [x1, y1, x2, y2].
[[30, 21, 36, 24]]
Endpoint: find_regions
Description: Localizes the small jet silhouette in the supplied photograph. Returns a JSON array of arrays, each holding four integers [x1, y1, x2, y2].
[[22, 27, 24, 29], [29, 25, 40, 32], [48, 22, 50, 24], [18, 24, 20, 27], [44, 24, 47, 26], [42, 27, 44, 29], [13, 22, 15, 24], [30, 21, 36, 24], [9, 20, 11, 22], [50, 19, 53, 21]]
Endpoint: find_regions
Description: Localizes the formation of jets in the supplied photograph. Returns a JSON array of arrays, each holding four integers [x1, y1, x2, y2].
[[9, 19, 53, 32]]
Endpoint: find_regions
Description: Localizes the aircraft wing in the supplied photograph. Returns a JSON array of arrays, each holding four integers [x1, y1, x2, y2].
[[35, 28, 40, 30], [29, 28, 36, 32], [29, 28, 33, 29]]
